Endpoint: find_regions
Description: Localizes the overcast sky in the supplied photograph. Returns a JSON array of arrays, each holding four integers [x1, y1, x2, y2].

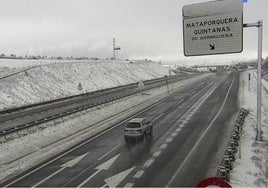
[[0, 0, 267, 65]]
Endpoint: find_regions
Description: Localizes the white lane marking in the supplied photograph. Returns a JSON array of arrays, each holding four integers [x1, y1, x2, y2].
[[5, 99, 163, 187], [153, 151, 162, 157], [166, 77, 236, 187], [4, 79, 211, 187], [166, 138, 173, 143], [178, 99, 183, 103], [124, 183, 134, 187], [133, 170, 144, 178], [185, 116, 191, 121], [98, 144, 121, 161], [102, 167, 135, 187], [78, 170, 100, 188], [32, 167, 66, 188], [77, 154, 120, 188], [32, 153, 88, 188], [143, 159, 154, 168], [160, 144, 167, 149], [175, 128, 181, 132], [171, 133, 177, 137], [183, 120, 188, 124], [151, 113, 164, 124]]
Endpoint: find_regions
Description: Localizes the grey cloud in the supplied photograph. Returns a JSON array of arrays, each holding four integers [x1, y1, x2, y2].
[[0, 0, 267, 63]]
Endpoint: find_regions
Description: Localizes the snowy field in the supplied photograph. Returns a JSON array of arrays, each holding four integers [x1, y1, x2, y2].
[[0, 70, 211, 183], [231, 69, 268, 187], [0, 60, 170, 111], [0, 57, 267, 186]]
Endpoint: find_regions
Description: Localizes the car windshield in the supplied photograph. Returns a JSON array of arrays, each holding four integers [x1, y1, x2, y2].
[[126, 123, 140, 128]]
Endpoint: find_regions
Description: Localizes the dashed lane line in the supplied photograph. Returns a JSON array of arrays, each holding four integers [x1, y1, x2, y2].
[[151, 113, 164, 124], [166, 77, 236, 187], [97, 144, 121, 161], [166, 138, 173, 143], [133, 170, 144, 178], [143, 159, 154, 168], [153, 151, 162, 157], [171, 133, 177, 137], [124, 183, 134, 187]]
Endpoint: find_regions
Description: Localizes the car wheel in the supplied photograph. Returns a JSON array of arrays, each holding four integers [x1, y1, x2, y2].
[[149, 127, 153, 135], [141, 134, 145, 141]]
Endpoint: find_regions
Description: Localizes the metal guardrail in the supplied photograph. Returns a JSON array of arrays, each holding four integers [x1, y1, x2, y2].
[[0, 90, 140, 137], [216, 108, 249, 182], [0, 74, 192, 115], [0, 73, 200, 138]]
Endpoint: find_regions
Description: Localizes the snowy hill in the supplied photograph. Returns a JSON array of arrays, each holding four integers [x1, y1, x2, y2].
[[0, 60, 170, 110]]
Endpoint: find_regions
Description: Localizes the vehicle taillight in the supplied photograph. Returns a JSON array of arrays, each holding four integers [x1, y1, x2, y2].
[[136, 129, 142, 133]]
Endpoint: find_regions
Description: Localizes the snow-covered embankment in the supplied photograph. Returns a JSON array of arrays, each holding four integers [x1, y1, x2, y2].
[[0, 60, 170, 110], [231, 69, 268, 187]]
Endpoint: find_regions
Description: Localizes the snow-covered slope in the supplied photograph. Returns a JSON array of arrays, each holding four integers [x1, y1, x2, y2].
[[231, 70, 268, 187], [0, 60, 169, 110]]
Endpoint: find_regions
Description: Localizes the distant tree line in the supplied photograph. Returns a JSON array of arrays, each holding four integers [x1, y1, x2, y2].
[[0, 53, 106, 60], [0, 53, 154, 63]]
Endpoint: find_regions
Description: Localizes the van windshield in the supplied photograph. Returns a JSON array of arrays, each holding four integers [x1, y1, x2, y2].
[[126, 123, 140, 128]]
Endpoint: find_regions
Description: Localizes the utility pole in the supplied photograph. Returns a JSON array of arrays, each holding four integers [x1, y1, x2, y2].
[[112, 38, 121, 60], [243, 20, 263, 141], [113, 38, 115, 60]]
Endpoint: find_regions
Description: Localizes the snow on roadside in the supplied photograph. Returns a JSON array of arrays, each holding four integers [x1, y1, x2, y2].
[[0, 73, 212, 183], [231, 69, 268, 187], [0, 60, 169, 110]]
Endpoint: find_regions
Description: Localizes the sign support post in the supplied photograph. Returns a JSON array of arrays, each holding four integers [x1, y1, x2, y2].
[[243, 20, 263, 141]]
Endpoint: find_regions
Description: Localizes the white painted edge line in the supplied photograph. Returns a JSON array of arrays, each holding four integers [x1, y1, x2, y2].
[[153, 151, 162, 157], [151, 113, 164, 124], [143, 159, 154, 168], [166, 138, 173, 143], [165, 77, 236, 187], [133, 170, 144, 178], [179, 124, 184, 128], [97, 144, 121, 161], [3, 90, 171, 186], [186, 116, 191, 121], [124, 183, 134, 187], [175, 128, 181, 132], [160, 144, 167, 149], [171, 133, 177, 137]]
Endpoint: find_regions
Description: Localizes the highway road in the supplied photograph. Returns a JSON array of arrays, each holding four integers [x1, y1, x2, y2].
[[2, 71, 239, 187], [0, 74, 196, 135]]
